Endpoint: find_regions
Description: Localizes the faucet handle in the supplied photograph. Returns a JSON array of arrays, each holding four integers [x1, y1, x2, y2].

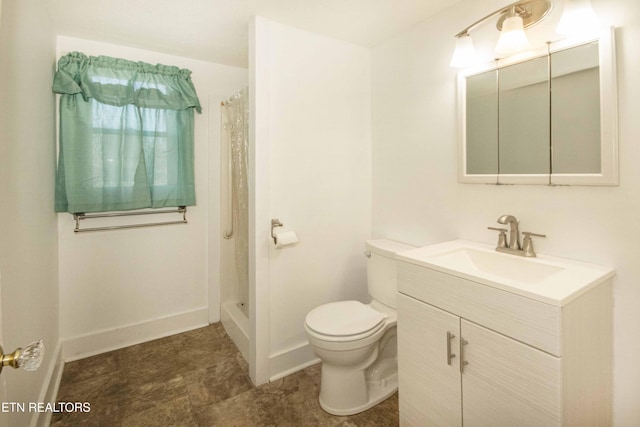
[[487, 227, 508, 248], [522, 231, 546, 238], [521, 232, 546, 257]]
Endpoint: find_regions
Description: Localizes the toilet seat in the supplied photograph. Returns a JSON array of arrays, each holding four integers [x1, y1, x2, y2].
[[305, 300, 386, 342]]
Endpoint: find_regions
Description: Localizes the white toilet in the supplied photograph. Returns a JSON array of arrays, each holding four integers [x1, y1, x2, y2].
[[304, 239, 415, 416]]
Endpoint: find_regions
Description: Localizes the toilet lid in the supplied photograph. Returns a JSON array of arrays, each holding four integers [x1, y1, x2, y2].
[[305, 301, 386, 338]]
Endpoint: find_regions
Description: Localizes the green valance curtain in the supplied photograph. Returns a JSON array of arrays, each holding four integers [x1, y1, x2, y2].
[[52, 52, 201, 213]]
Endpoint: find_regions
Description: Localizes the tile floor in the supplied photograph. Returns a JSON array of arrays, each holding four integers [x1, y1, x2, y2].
[[51, 323, 399, 426]]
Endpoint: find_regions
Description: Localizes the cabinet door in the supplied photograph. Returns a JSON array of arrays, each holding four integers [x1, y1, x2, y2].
[[398, 293, 462, 427], [461, 320, 562, 427]]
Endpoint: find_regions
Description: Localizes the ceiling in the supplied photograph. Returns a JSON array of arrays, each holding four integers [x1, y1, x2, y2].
[[48, 0, 461, 68]]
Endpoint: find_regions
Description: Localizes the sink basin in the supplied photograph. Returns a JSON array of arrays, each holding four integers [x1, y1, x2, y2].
[[430, 247, 563, 284], [397, 240, 615, 305]]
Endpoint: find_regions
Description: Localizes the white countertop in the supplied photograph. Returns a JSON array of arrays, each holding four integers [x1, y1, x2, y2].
[[396, 240, 616, 306]]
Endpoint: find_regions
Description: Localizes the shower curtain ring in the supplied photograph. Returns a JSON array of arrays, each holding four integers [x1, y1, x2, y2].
[[271, 219, 283, 244]]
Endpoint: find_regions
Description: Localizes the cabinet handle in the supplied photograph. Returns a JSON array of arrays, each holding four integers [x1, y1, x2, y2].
[[446, 331, 456, 365], [459, 337, 469, 373]]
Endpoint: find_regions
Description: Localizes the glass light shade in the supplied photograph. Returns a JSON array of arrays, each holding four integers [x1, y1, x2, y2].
[[495, 15, 529, 55], [556, 0, 600, 37], [450, 34, 478, 68]]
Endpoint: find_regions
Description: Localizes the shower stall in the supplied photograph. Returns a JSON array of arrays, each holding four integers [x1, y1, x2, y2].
[[220, 88, 250, 362]]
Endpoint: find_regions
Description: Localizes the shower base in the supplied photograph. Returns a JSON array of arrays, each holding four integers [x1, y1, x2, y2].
[[221, 301, 249, 363]]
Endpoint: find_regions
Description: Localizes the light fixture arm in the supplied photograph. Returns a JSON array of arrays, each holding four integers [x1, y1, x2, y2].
[[453, 0, 552, 38], [454, 6, 510, 38]]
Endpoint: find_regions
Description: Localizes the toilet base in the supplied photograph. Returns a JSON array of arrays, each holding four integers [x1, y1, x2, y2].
[[319, 372, 398, 416]]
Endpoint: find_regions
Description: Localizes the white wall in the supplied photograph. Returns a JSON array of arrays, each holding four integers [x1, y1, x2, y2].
[[0, 0, 60, 425], [55, 36, 247, 359], [372, 0, 640, 425], [251, 17, 372, 381]]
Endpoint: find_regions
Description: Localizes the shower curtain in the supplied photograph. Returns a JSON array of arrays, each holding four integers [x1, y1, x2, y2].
[[223, 88, 249, 314]]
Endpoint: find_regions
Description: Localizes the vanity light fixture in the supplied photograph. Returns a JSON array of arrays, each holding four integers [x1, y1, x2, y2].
[[556, 0, 600, 36], [449, 0, 553, 68]]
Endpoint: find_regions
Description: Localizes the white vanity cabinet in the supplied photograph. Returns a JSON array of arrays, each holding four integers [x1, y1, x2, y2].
[[397, 255, 613, 427], [398, 294, 462, 427]]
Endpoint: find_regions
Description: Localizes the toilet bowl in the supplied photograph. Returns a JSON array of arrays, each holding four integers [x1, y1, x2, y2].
[[304, 239, 414, 416]]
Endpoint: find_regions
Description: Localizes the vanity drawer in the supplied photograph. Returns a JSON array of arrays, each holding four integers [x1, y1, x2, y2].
[[398, 260, 562, 356]]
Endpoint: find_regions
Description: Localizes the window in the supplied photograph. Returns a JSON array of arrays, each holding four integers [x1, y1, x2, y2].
[[52, 52, 201, 213]]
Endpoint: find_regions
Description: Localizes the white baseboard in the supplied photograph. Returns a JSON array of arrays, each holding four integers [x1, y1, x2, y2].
[[61, 307, 209, 362], [269, 341, 320, 382], [32, 340, 63, 427]]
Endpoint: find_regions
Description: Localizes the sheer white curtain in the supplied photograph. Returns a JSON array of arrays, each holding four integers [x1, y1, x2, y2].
[[223, 88, 249, 313]]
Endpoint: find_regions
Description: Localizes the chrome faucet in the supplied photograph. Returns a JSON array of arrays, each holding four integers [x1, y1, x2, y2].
[[497, 214, 520, 250], [488, 214, 546, 257]]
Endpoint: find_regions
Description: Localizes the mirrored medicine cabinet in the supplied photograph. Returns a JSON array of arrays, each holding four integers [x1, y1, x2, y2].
[[457, 28, 618, 185]]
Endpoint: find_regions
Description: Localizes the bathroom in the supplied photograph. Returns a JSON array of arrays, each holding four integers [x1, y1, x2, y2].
[[1, 0, 639, 425]]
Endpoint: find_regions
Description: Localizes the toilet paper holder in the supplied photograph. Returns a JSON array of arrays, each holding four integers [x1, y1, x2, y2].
[[271, 219, 283, 244]]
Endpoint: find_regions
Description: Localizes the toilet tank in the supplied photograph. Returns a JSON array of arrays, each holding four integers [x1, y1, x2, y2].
[[365, 239, 416, 309]]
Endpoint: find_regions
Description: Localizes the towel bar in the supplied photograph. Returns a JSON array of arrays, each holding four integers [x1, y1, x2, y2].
[[73, 206, 187, 233]]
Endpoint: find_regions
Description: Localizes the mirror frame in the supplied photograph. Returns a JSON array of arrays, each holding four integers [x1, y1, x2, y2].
[[457, 27, 618, 186]]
